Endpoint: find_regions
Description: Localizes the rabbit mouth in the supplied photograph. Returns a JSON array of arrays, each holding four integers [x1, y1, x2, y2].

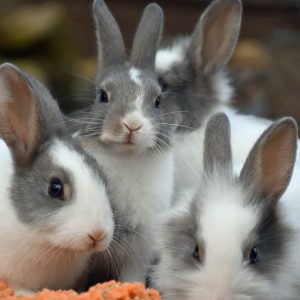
[[61, 240, 109, 253], [124, 131, 135, 145]]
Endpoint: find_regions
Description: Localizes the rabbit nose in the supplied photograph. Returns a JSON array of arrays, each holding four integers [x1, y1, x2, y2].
[[88, 231, 107, 245], [123, 121, 143, 132]]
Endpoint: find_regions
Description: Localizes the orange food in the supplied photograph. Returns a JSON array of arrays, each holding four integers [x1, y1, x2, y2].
[[0, 281, 161, 300]]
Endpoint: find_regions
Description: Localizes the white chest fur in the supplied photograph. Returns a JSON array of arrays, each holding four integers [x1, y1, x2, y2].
[[87, 146, 175, 229]]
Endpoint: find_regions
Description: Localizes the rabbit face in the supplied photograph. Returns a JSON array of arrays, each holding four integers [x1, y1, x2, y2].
[[12, 139, 114, 253], [87, 66, 179, 153], [155, 0, 242, 132], [151, 113, 298, 300]]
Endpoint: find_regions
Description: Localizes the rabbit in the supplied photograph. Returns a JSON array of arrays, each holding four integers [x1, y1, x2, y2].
[[72, 0, 182, 284], [0, 63, 114, 295], [155, 0, 284, 201], [149, 112, 300, 300]]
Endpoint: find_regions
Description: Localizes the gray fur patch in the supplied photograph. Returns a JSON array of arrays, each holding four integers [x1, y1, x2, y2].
[[156, 59, 221, 131], [11, 141, 71, 225], [248, 205, 293, 278], [160, 207, 199, 272]]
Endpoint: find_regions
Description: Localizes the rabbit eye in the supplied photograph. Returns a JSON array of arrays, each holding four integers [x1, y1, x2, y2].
[[158, 76, 168, 92], [99, 89, 109, 103], [154, 95, 161, 108], [249, 246, 259, 264], [48, 178, 64, 200], [193, 245, 201, 262]]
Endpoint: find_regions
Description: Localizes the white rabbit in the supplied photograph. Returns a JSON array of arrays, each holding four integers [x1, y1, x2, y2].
[[0, 63, 114, 295], [149, 112, 300, 300], [155, 0, 287, 200], [72, 0, 179, 284]]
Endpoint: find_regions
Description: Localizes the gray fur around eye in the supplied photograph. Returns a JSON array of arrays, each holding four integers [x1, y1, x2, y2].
[[249, 208, 293, 277], [160, 210, 200, 271], [11, 145, 70, 226]]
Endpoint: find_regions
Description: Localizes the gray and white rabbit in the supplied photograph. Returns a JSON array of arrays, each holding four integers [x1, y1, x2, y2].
[[149, 112, 300, 300], [0, 63, 114, 295], [155, 0, 278, 199], [74, 0, 180, 283]]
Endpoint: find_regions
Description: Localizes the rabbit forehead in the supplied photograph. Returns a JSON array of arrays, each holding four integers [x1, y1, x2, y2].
[[99, 66, 159, 95], [197, 181, 258, 253]]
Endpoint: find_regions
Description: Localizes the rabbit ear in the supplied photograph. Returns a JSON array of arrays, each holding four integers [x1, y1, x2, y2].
[[240, 118, 297, 207], [0, 63, 64, 167], [130, 3, 163, 70], [189, 0, 242, 75], [93, 0, 126, 72], [0, 63, 43, 167], [203, 113, 232, 177]]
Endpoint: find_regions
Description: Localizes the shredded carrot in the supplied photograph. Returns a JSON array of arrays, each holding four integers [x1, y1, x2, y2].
[[0, 281, 161, 300]]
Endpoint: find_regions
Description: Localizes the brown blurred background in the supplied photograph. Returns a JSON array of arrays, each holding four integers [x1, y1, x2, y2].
[[0, 0, 300, 122]]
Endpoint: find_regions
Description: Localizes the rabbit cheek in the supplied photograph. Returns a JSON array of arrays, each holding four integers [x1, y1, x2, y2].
[[100, 117, 126, 144]]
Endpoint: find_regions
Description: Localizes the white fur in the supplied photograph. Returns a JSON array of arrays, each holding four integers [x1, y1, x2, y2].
[[48, 140, 114, 250], [155, 38, 189, 71], [129, 68, 142, 86], [172, 105, 274, 199], [101, 109, 157, 152], [193, 181, 259, 299], [82, 144, 174, 228], [212, 72, 234, 104], [134, 94, 144, 112], [123, 110, 155, 147], [82, 139, 175, 281], [0, 139, 114, 293]]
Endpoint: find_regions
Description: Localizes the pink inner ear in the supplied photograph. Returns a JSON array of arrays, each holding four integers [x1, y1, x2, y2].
[[0, 68, 39, 166], [200, 1, 240, 74], [260, 125, 295, 199]]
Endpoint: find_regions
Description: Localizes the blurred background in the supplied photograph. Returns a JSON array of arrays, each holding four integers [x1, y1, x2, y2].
[[0, 0, 300, 122]]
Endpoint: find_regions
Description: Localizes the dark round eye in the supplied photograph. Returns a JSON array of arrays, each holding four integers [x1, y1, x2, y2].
[[249, 246, 259, 264], [193, 245, 200, 262], [158, 76, 168, 92], [99, 89, 108, 103], [154, 95, 161, 108], [48, 178, 64, 199]]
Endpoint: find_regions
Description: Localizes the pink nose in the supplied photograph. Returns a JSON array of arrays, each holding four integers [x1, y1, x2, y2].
[[88, 231, 107, 245], [123, 122, 143, 132]]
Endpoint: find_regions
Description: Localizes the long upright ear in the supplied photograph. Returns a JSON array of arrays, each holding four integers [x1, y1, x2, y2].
[[0, 63, 44, 167], [189, 0, 242, 75], [203, 113, 232, 177], [240, 118, 297, 206], [130, 3, 163, 70], [93, 0, 126, 73]]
